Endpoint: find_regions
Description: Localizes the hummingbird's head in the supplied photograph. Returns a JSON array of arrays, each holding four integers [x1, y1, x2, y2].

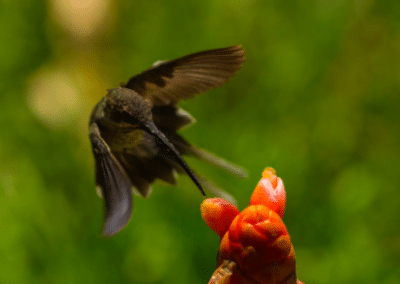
[[104, 87, 152, 126]]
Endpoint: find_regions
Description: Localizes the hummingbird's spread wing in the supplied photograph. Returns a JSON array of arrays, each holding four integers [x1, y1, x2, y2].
[[90, 123, 133, 236], [123, 46, 245, 105]]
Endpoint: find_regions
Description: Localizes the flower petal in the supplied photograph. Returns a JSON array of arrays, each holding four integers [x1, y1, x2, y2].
[[201, 198, 240, 238], [250, 168, 286, 218]]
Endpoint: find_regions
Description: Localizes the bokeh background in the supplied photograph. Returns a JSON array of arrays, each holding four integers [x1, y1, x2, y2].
[[1, 0, 400, 283]]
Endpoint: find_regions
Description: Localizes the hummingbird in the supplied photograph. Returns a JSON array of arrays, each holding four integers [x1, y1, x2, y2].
[[89, 46, 247, 236]]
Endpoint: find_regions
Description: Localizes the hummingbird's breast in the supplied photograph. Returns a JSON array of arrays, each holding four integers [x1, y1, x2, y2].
[[100, 121, 158, 157], [102, 126, 145, 153]]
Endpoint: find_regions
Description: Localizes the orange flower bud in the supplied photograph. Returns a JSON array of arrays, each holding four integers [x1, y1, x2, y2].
[[201, 198, 240, 238], [250, 167, 286, 218], [217, 205, 296, 284]]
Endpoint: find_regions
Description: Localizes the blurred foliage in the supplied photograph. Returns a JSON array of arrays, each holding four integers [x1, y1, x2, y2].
[[0, 0, 400, 283]]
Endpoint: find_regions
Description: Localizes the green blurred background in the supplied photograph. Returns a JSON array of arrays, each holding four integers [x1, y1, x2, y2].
[[1, 0, 400, 283]]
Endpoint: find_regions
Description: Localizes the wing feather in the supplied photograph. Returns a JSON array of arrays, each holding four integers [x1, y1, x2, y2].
[[90, 123, 133, 237], [123, 46, 245, 105]]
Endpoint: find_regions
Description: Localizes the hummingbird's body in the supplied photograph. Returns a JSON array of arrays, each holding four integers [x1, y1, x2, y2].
[[89, 46, 246, 236]]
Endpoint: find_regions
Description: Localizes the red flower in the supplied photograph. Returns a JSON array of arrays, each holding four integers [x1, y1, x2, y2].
[[202, 168, 303, 284]]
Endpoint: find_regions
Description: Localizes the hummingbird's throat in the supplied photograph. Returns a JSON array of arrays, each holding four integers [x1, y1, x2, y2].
[[104, 128, 145, 153]]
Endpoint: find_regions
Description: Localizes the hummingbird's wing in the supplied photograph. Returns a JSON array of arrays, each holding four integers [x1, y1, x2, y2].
[[89, 123, 133, 236], [123, 46, 245, 105], [151, 104, 196, 131]]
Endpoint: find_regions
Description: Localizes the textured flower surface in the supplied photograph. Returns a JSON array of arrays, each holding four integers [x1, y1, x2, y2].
[[202, 168, 304, 284], [250, 168, 286, 218]]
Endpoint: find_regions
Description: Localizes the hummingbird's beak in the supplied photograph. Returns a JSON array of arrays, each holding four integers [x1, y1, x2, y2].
[[142, 122, 206, 197]]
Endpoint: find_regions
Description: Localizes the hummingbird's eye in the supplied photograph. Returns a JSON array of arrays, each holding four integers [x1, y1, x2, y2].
[[122, 110, 139, 125], [108, 108, 123, 122]]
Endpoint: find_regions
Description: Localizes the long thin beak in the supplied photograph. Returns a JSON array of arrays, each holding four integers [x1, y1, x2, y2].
[[142, 121, 206, 197]]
